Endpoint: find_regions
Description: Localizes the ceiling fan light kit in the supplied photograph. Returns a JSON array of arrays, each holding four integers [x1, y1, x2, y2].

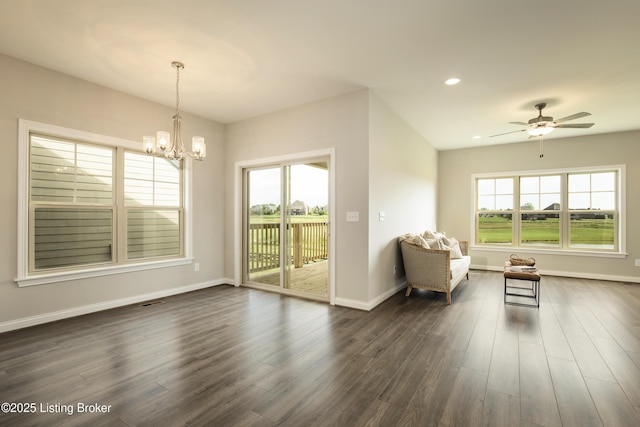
[[527, 126, 554, 137], [490, 102, 595, 158]]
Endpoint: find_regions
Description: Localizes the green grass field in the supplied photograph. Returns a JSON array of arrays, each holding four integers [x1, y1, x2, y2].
[[478, 215, 614, 247], [249, 214, 613, 248], [249, 214, 328, 224]]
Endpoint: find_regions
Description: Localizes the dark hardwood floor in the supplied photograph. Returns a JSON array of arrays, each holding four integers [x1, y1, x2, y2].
[[1, 271, 640, 426]]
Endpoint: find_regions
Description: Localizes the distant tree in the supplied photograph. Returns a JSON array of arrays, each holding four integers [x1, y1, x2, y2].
[[250, 203, 279, 215], [310, 205, 327, 215], [521, 202, 535, 210]]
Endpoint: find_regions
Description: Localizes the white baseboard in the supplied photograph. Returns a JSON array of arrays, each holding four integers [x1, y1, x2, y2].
[[221, 277, 238, 286], [0, 279, 230, 334], [471, 265, 640, 284], [334, 297, 371, 311], [335, 281, 407, 311]]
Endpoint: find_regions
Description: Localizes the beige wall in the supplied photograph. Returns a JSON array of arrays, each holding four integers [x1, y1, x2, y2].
[[368, 92, 438, 301], [224, 90, 438, 308], [224, 90, 371, 304], [8, 50, 633, 329], [438, 130, 640, 282], [0, 54, 438, 326], [0, 54, 226, 330]]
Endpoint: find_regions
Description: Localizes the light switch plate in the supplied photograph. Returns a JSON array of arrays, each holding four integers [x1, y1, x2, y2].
[[346, 211, 359, 222]]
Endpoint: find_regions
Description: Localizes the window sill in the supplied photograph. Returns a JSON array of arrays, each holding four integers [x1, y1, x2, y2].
[[470, 245, 627, 259], [15, 258, 193, 287]]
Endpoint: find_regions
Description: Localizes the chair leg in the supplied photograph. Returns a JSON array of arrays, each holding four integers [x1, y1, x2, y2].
[[405, 286, 412, 296], [446, 291, 452, 305]]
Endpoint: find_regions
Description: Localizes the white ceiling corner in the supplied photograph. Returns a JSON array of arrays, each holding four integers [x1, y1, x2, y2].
[[1, 0, 639, 150]]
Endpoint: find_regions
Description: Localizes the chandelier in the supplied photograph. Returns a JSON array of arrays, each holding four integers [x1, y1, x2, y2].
[[143, 61, 206, 160]]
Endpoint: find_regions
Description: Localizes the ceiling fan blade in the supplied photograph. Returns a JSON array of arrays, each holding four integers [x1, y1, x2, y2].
[[555, 112, 591, 123], [556, 123, 594, 129], [489, 129, 526, 138], [508, 121, 529, 126]]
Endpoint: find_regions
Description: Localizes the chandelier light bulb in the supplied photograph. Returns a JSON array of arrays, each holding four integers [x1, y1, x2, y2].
[[157, 131, 170, 151], [192, 136, 205, 159], [143, 136, 155, 154]]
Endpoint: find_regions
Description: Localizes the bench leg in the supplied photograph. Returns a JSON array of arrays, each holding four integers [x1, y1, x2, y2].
[[405, 285, 412, 296], [504, 276, 507, 304], [504, 276, 541, 307]]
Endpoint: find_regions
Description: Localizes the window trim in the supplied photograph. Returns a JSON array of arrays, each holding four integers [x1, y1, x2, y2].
[[470, 165, 627, 258], [16, 119, 194, 287]]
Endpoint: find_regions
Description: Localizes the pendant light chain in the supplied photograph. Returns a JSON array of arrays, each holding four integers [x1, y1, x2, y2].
[[173, 61, 183, 117]]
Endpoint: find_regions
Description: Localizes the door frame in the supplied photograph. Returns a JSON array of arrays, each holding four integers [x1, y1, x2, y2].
[[234, 148, 336, 305]]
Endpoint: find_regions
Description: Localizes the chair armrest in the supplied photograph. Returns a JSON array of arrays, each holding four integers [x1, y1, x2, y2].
[[400, 241, 451, 291]]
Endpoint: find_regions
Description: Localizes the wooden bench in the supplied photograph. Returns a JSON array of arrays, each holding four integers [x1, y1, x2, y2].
[[504, 264, 540, 307]]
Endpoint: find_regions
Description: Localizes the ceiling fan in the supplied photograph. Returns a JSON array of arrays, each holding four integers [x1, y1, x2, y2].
[[490, 103, 594, 157]]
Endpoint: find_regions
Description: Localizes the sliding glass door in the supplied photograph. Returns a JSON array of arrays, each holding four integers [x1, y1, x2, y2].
[[245, 166, 282, 286], [283, 162, 329, 296], [244, 160, 329, 299]]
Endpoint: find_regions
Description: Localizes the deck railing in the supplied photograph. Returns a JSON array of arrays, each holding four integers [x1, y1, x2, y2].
[[248, 221, 328, 273]]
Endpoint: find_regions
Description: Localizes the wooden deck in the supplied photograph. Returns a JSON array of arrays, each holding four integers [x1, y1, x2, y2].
[[250, 260, 328, 297]]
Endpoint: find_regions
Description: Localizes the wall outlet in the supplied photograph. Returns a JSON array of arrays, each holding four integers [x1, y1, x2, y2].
[[194, 262, 200, 272], [635, 259, 640, 267]]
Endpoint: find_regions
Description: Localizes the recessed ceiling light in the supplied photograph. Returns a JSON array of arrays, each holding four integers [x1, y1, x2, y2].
[[472, 135, 481, 139], [445, 77, 461, 85]]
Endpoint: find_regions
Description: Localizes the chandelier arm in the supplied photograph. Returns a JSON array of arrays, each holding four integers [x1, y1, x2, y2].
[[171, 113, 181, 159]]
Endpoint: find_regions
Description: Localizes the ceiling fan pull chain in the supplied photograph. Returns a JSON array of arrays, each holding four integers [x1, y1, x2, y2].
[[539, 137, 544, 158]]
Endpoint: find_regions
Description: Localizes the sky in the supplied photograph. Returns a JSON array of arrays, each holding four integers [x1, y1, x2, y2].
[[248, 163, 328, 208], [477, 172, 616, 210]]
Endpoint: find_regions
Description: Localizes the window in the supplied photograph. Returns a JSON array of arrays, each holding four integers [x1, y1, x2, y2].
[[17, 120, 192, 286], [520, 175, 561, 247], [473, 166, 624, 254], [477, 178, 514, 244], [30, 136, 115, 270], [568, 172, 616, 250], [124, 152, 182, 260]]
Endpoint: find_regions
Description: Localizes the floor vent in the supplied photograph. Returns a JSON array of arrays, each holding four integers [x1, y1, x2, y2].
[[140, 300, 164, 307]]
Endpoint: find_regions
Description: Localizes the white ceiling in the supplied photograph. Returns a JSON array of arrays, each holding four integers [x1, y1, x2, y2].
[[1, 0, 639, 150]]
